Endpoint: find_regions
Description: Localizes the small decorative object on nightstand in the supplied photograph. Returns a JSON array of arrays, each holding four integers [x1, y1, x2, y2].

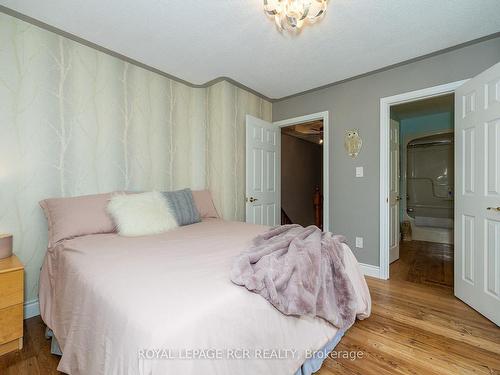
[[0, 255, 24, 356], [0, 234, 13, 259]]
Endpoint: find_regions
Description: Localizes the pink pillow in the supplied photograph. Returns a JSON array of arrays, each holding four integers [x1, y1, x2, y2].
[[191, 190, 219, 219], [40, 192, 118, 247]]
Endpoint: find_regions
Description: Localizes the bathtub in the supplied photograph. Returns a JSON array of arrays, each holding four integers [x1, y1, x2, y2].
[[404, 132, 454, 243]]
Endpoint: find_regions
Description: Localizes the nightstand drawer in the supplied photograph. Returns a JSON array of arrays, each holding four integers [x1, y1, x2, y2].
[[0, 304, 23, 344], [0, 270, 23, 310], [0, 338, 21, 356]]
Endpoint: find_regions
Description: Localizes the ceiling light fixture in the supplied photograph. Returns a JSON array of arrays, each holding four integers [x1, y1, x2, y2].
[[263, 0, 328, 31]]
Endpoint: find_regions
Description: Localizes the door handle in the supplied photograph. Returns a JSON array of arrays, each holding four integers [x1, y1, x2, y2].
[[487, 207, 500, 212], [396, 196, 401, 201], [246, 197, 258, 203]]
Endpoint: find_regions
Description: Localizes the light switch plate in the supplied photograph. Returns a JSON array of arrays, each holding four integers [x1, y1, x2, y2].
[[356, 166, 364, 177], [355, 237, 364, 248]]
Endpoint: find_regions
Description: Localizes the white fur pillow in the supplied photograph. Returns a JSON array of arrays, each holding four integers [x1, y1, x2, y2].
[[107, 192, 178, 237]]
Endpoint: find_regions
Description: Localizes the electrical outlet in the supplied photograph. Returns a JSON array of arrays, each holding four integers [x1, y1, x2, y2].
[[355, 166, 364, 177], [355, 237, 364, 248]]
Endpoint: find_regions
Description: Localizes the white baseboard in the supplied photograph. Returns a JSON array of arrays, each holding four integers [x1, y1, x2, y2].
[[359, 263, 381, 278], [24, 299, 40, 319]]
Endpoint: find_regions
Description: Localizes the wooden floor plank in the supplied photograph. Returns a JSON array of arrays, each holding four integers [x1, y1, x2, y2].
[[360, 314, 500, 370], [0, 240, 499, 374]]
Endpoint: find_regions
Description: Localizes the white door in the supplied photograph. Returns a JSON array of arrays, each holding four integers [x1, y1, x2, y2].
[[389, 118, 400, 263], [455, 62, 500, 325], [245, 115, 280, 226]]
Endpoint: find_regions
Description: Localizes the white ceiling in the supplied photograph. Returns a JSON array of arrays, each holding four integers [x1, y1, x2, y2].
[[2, 0, 500, 99]]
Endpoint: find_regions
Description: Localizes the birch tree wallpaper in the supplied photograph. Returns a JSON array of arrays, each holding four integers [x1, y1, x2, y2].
[[0, 13, 272, 306]]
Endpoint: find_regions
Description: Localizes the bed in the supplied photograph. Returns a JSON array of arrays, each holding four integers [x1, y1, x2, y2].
[[39, 218, 371, 375]]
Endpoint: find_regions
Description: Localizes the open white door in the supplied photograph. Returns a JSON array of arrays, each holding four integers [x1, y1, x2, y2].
[[455, 62, 500, 325], [245, 115, 280, 226], [389, 118, 400, 263]]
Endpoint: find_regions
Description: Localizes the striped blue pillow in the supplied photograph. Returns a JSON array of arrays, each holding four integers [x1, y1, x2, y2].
[[162, 189, 201, 226]]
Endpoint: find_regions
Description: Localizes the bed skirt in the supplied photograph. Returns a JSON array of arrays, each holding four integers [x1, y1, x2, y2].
[[294, 329, 345, 375], [45, 327, 345, 375], [45, 328, 63, 356]]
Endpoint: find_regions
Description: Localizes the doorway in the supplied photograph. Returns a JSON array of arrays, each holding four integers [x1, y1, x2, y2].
[[245, 112, 329, 229], [275, 111, 330, 231], [379, 80, 466, 280], [280, 120, 324, 228], [389, 94, 455, 288], [379, 63, 500, 326]]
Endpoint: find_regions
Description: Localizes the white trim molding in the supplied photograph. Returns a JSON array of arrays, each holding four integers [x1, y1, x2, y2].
[[24, 298, 40, 319], [379, 80, 467, 280], [359, 263, 381, 278], [274, 111, 330, 231]]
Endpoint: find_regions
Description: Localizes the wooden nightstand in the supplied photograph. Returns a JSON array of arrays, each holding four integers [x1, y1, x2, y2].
[[0, 255, 24, 356]]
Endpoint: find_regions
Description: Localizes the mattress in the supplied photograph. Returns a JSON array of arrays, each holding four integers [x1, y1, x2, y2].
[[39, 219, 371, 375]]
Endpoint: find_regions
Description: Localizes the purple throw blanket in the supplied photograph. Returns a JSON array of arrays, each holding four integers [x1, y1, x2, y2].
[[230, 225, 357, 329]]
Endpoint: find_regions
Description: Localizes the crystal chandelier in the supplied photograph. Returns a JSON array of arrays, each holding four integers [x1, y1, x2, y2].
[[263, 0, 328, 31]]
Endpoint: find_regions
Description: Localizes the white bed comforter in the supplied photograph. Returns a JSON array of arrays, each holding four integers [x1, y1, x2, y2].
[[39, 219, 371, 375]]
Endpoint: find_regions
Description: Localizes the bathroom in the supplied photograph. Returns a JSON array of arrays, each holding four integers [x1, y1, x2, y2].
[[390, 94, 455, 286]]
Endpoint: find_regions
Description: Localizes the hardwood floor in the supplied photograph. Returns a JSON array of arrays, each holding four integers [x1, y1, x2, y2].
[[390, 240, 454, 289], [1, 240, 499, 374], [0, 313, 59, 374], [318, 240, 500, 375]]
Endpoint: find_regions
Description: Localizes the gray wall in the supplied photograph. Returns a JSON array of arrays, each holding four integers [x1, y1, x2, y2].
[[273, 37, 500, 266], [281, 133, 323, 226]]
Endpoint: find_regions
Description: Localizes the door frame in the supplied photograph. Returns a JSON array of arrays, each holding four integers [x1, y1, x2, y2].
[[274, 111, 330, 231], [379, 80, 467, 280]]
